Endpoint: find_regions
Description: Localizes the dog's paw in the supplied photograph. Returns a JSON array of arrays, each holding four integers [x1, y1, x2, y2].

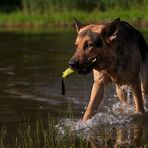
[[131, 111, 148, 119]]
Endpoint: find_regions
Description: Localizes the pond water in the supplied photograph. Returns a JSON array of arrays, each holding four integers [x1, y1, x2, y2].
[[0, 30, 148, 147]]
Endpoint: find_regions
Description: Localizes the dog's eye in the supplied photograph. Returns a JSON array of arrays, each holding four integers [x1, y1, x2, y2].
[[84, 43, 93, 49], [87, 43, 93, 48]]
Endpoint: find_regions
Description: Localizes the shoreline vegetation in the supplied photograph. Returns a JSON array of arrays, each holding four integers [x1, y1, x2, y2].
[[0, 10, 148, 31], [0, 0, 148, 31]]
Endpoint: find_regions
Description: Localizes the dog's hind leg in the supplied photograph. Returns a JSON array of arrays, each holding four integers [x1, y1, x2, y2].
[[141, 59, 148, 101], [82, 70, 111, 121], [115, 85, 128, 105], [130, 77, 145, 113]]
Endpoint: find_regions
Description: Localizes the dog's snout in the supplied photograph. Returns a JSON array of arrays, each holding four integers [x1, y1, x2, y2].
[[69, 59, 80, 70], [69, 59, 77, 66]]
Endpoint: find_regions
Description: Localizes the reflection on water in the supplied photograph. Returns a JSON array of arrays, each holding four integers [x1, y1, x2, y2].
[[0, 31, 148, 147], [0, 31, 84, 122]]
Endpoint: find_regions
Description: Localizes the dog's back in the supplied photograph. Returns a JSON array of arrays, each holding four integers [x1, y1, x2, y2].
[[120, 21, 148, 61], [120, 21, 148, 97]]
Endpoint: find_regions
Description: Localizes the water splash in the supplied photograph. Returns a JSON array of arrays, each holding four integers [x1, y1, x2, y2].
[[56, 106, 133, 138], [56, 98, 148, 139]]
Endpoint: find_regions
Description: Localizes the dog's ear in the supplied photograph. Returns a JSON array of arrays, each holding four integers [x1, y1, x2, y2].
[[73, 18, 83, 33], [102, 18, 120, 44]]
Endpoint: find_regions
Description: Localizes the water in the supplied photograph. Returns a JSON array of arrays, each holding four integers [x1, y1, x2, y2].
[[0, 30, 148, 147]]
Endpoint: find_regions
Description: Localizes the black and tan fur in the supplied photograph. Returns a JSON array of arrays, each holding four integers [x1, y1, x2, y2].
[[69, 18, 148, 121]]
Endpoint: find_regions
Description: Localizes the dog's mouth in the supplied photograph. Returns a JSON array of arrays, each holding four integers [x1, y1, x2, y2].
[[78, 66, 93, 75], [71, 57, 98, 75]]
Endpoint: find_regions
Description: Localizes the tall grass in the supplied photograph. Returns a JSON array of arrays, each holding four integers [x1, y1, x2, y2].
[[0, 0, 148, 30], [0, 8, 148, 31], [0, 103, 89, 148], [20, 0, 148, 15], [0, 125, 7, 148], [16, 115, 59, 148]]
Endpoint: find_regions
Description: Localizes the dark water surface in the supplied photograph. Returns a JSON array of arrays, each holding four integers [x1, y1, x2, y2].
[[0, 30, 148, 147]]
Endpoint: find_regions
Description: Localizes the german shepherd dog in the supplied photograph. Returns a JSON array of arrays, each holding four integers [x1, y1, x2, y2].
[[69, 18, 148, 121]]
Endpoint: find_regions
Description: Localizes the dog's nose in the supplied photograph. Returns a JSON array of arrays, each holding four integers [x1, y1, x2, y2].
[[69, 59, 80, 70]]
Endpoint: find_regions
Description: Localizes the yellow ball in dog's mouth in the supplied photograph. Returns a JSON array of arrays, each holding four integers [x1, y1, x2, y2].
[[62, 67, 75, 95], [62, 58, 97, 79], [61, 58, 97, 95], [62, 67, 76, 79]]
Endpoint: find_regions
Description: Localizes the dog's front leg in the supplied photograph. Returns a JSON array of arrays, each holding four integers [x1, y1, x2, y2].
[[82, 80, 104, 121], [82, 70, 110, 121]]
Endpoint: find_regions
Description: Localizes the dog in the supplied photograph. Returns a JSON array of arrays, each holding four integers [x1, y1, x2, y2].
[[69, 18, 148, 121]]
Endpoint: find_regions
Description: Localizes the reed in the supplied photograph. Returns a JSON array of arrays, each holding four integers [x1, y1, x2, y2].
[[0, 125, 7, 148], [0, 104, 89, 148], [0, 0, 148, 31], [20, 0, 148, 14], [0, 8, 148, 31]]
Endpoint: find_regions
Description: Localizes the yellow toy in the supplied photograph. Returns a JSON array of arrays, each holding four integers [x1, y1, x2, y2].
[[62, 67, 76, 79], [61, 58, 97, 95], [62, 67, 75, 95]]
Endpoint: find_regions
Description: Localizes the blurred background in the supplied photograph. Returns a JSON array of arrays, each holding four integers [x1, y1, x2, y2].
[[0, 0, 148, 30]]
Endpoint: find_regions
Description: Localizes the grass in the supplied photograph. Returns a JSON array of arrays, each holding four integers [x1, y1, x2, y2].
[[0, 8, 148, 31], [16, 116, 60, 148], [0, 115, 115, 148], [0, 125, 7, 148], [0, 104, 148, 147], [0, 103, 89, 148]]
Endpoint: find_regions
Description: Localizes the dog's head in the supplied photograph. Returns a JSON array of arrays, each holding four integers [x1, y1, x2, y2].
[[69, 18, 120, 75]]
